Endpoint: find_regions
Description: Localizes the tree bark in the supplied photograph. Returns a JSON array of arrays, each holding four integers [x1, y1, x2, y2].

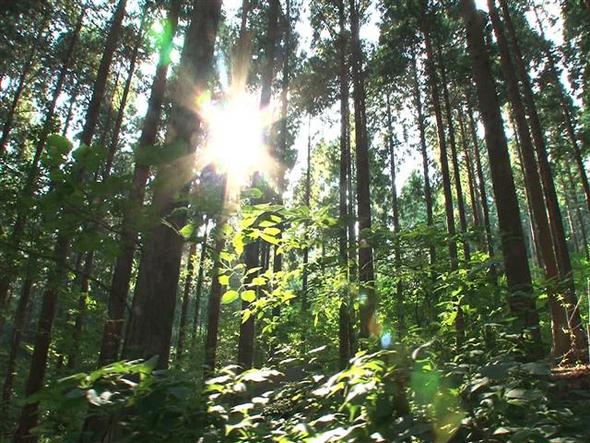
[[499, 0, 587, 361], [457, 109, 482, 229], [238, 0, 280, 370], [488, 0, 573, 359], [191, 225, 209, 347], [440, 62, 470, 264], [99, 0, 181, 365], [420, 5, 458, 271], [460, 0, 542, 358], [0, 11, 83, 318], [123, 0, 222, 369], [14, 2, 128, 438], [532, 5, 590, 217], [411, 53, 436, 265], [467, 101, 495, 258], [204, 215, 227, 376], [0, 14, 49, 155], [350, 0, 375, 338], [176, 242, 197, 361]]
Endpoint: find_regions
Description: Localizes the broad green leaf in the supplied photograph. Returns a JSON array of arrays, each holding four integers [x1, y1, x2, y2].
[[241, 290, 256, 303], [218, 275, 230, 286], [179, 224, 195, 239], [221, 290, 239, 304]]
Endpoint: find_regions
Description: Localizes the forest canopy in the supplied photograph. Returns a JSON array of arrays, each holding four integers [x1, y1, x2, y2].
[[1, 0, 590, 441]]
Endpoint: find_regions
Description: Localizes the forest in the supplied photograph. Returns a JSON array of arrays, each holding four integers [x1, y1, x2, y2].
[[1, 0, 590, 441]]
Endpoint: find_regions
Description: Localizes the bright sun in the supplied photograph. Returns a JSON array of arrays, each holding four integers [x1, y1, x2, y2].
[[200, 92, 275, 195]]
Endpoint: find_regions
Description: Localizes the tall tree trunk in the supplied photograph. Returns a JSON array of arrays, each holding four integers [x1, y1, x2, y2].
[[301, 120, 312, 312], [350, 0, 375, 338], [440, 62, 470, 264], [99, 0, 181, 365], [238, 0, 280, 370], [420, 5, 458, 271], [467, 101, 495, 258], [385, 93, 404, 337], [14, 2, 127, 438], [411, 53, 436, 265], [176, 242, 197, 361], [460, 0, 543, 358], [191, 225, 209, 348], [457, 109, 482, 228], [488, 0, 573, 359], [0, 14, 49, 155], [67, 9, 147, 372], [123, 0, 222, 369], [499, 0, 587, 361], [204, 215, 227, 376], [61, 81, 81, 137], [532, 6, 590, 216], [1, 258, 37, 410], [565, 167, 590, 261], [0, 11, 83, 318], [337, 0, 351, 370]]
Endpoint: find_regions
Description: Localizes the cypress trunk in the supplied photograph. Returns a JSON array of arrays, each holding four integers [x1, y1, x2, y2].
[[411, 53, 436, 265], [15, 2, 128, 438], [420, 6, 458, 271], [99, 0, 181, 365], [488, 0, 574, 359], [350, 0, 375, 338], [499, 0, 587, 361], [123, 0, 222, 369], [460, 0, 542, 358], [440, 62, 470, 263]]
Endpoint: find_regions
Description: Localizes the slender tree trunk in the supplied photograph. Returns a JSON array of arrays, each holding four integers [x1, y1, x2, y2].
[[123, 0, 222, 369], [14, 2, 128, 438], [191, 225, 209, 348], [204, 215, 227, 376], [99, 0, 181, 365], [499, 0, 587, 361], [79, 0, 127, 148], [0, 15, 49, 155], [488, 0, 572, 359], [61, 82, 81, 137], [461, 0, 543, 358], [440, 62, 470, 264], [532, 6, 590, 217], [1, 258, 36, 410], [104, 10, 145, 174], [301, 120, 312, 312], [412, 53, 436, 265], [0, 12, 83, 318], [420, 7, 458, 271], [350, 0, 375, 338], [457, 109, 482, 228], [385, 93, 404, 337], [66, 10, 147, 371], [467, 101, 495, 257], [176, 242, 197, 361], [337, 0, 351, 370], [565, 167, 590, 261], [238, 0, 280, 370]]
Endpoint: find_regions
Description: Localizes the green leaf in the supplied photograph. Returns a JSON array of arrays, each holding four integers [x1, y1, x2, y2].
[[218, 275, 230, 286], [233, 233, 244, 254], [179, 224, 195, 239], [251, 276, 266, 286], [261, 233, 280, 245], [263, 227, 281, 236], [221, 290, 239, 304], [241, 290, 256, 303]]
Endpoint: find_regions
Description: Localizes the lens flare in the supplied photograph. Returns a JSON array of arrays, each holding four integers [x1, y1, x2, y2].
[[200, 91, 276, 197]]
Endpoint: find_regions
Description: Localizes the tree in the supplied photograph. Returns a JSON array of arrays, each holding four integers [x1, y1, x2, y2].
[[460, 0, 542, 358]]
